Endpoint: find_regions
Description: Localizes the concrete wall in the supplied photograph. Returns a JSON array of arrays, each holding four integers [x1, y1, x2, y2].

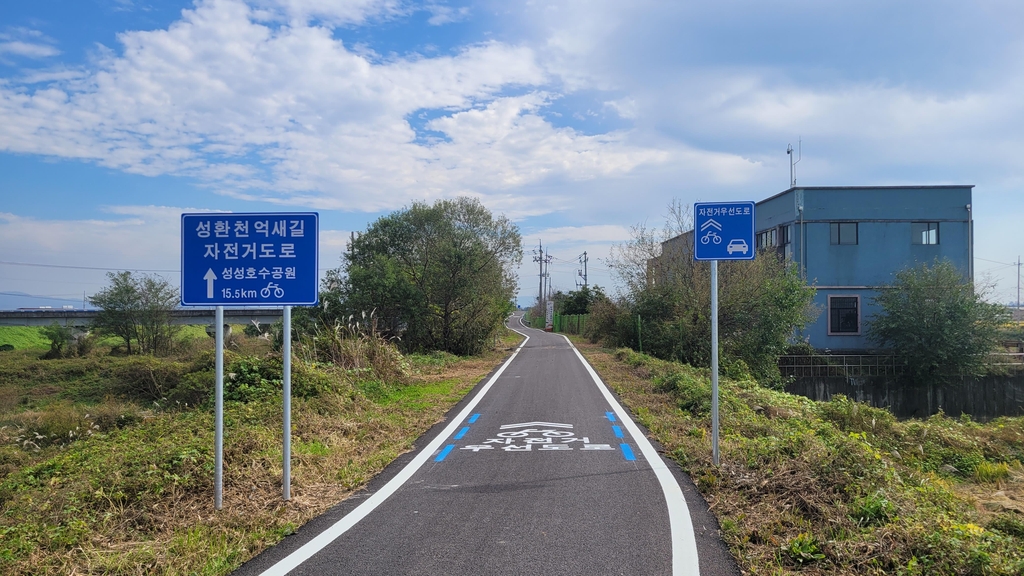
[[786, 370, 1024, 422]]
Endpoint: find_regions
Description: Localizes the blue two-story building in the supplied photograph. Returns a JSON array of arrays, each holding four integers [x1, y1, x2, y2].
[[754, 185, 974, 351]]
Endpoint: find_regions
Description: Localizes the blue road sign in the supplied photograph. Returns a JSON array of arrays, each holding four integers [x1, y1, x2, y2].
[[693, 201, 756, 261], [181, 213, 319, 306]]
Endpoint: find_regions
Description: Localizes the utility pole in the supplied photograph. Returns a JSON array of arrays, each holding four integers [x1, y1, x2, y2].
[[544, 247, 551, 301], [533, 241, 552, 304], [577, 251, 588, 288], [1017, 255, 1021, 311], [582, 251, 588, 288], [534, 241, 544, 305]]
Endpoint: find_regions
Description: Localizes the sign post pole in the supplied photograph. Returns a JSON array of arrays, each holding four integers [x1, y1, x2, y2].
[[282, 305, 291, 501], [710, 261, 719, 467], [693, 201, 755, 469], [181, 212, 318, 509], [214, 305, 224, 510]]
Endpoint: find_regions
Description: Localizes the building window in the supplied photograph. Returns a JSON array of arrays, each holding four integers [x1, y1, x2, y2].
[[828, 295, 860, 335], [830, 222, 858, 245], [911, 222, 939, 245], [756, 228, 777, 250], [779, 225, 792, 259]]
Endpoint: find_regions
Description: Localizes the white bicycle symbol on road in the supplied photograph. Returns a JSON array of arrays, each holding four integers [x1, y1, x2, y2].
[[700, 231, 723, 245], [260, 282, 285, 298]]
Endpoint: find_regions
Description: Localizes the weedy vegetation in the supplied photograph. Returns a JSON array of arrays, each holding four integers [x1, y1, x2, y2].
[[577, 341, 1024, 576], [0, 323, 522, 575]]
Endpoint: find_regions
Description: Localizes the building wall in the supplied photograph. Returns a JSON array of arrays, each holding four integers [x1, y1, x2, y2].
[[754, 186, 973, 351]]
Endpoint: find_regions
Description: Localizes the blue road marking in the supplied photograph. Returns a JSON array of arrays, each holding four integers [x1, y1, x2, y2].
[[468, 413, 480, 424], [453, 427, 470, 440], [435, 445, 456, 462], [612, 425, 624, 438], [620, 444, 636, 461], [605, 411, 616, 422]]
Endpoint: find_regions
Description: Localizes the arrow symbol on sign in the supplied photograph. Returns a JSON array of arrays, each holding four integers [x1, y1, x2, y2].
[[204, 269, 217, 299], [700, 218, 722, 232]]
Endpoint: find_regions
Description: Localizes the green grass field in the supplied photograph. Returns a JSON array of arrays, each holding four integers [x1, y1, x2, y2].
[[0, 328, 523, 575], [0, 327, 49, 350]]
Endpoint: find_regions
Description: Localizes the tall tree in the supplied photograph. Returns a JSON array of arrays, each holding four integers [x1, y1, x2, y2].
[[89, 271, 180, 355], [329, 197, 521, 355], [868, 259, 1008, 383], [559, 285, 607, 315]]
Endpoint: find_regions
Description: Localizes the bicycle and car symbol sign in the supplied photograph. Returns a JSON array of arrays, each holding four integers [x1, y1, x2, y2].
[[180, 212, 319, 306], [693, 201, 756, 261]]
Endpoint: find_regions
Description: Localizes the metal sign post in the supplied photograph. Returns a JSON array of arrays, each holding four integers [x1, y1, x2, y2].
[[694, 201, 755, 467], [282, 305, 292, 501], [710, 261, 718, 466], [215, 306, 224, 509], [180, 213, 318, 508]]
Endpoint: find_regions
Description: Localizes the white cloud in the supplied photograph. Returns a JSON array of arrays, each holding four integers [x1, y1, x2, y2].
[[0, 0, 673, 214], [251, 0, 404, 25], [0, 41, 60, 58], [0, 28, 60, 59], [426, 3, 470, 25], [603, 97, 637, 120], [527, 224, 631, 244]]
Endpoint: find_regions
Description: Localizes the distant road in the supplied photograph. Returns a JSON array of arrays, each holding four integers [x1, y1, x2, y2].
[[234, 312, 739, 576], [0, 308, 283, 327]]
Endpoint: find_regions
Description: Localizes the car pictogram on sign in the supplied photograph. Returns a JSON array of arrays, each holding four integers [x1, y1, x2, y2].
[[726, 238, 749, 255]]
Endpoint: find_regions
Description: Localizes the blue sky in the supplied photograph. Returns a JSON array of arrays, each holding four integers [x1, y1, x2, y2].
[[1, 0, 1023, 308]]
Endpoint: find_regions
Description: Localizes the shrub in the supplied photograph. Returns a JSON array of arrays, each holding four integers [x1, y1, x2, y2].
[[168, 370, 214, 408], [110, 357, 188, 401], [987, 514, 1024, 539], [869, 259, 1009, 383], [222, 355, 336, 403], [974, 461, 1011, 483], [849, 490, 896, 526], [40, 322, 73, 358], [226, 356, 281, 403], [304, 313, 408, 382], [782, 532, 825, 565]]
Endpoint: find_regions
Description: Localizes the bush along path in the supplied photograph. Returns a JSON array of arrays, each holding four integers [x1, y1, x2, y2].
[[575, 341, 1024, 576], [0, 331, 522, 575]]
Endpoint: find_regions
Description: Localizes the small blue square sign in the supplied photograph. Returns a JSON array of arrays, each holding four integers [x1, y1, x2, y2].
[[693, 201, 756, 261], [181, 212, 319, 306]]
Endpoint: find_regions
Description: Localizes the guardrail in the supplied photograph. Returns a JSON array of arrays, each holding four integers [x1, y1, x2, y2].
[[0, 308, 284, 327]]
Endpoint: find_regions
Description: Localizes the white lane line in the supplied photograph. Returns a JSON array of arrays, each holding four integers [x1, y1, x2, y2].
[[257, 321, 530, 576], [561, 334, 701, 576]]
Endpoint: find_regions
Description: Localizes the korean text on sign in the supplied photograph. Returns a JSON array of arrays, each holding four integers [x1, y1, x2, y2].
[[180, 212, 318, 306]]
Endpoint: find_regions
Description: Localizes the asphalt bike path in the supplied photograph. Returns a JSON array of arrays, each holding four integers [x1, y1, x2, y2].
[[234, 313, 739, 576]]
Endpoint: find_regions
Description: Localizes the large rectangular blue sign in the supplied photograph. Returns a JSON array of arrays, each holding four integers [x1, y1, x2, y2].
[[693, 201, 756, 261], [181, 213, 319, 306]]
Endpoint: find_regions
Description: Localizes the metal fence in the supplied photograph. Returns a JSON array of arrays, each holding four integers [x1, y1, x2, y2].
[[553, 314, 589, 335], [780, 353, 1024, 379], [778, 355, 907, 378], [519, 313, 590, 334]]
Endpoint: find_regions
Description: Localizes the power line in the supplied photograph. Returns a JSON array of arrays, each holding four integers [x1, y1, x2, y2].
[[0, 291, 84, 300], [976, 257, 1016, 266], [0, 260, 177, 273], [0, 260, 338, 272], [978, 263, 1018, 274]]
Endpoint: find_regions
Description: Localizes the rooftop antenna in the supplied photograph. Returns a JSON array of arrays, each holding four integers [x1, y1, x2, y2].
[[787, 138, 802, 187]]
